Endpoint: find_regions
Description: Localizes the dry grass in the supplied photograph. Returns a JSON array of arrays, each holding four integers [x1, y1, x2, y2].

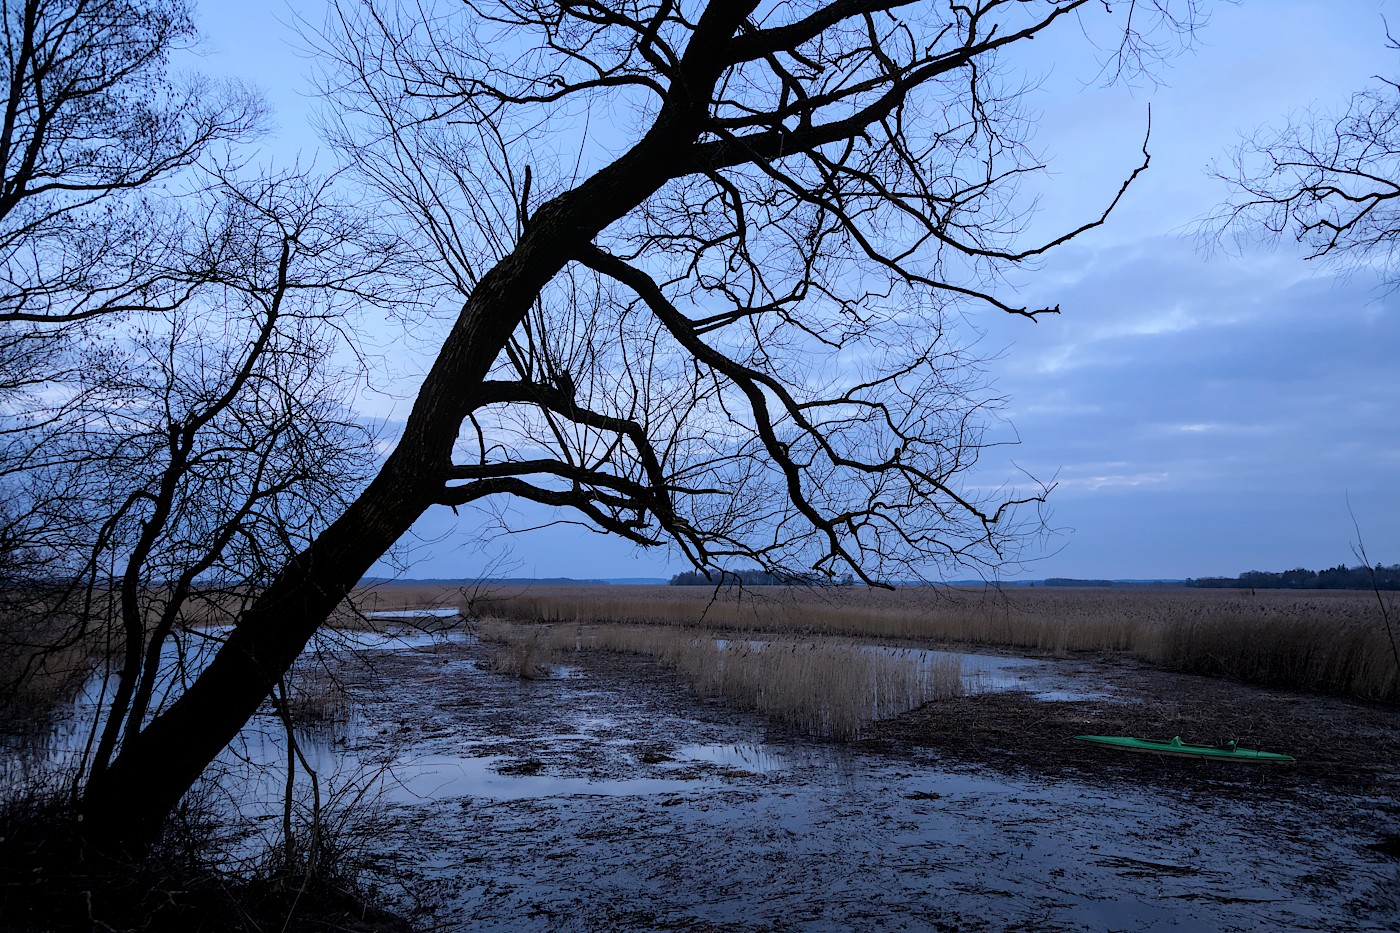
[[475, 619, 962, 740], [338, 582, 477, 632], [376, 583, 1400, 701], [1139, 612, 1400, 699], [668, 638, 961, 740], [441, 583, 1147, 649]]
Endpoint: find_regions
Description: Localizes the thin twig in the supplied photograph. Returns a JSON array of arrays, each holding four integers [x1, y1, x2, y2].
[[1348, 497, 1400, 678]]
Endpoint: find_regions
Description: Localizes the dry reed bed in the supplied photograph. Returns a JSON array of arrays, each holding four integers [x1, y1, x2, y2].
[[368, 583, 1400, 701], [0, 612, 104, 736], [476, 619, 962, 740]]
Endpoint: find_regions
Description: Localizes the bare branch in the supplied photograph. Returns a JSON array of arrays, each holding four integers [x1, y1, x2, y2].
[[1208, 48, 1400, 286]]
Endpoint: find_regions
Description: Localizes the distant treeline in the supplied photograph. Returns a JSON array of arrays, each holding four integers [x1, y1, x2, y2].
[[669, 569, 850, 586], [1039, 578, 1185, 588], [1186, 565, 1400, 591]]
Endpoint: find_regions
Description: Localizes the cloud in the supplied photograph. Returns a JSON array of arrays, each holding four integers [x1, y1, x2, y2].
[[969, 230, 1400, 576], [1051, 469, 1174, 493]]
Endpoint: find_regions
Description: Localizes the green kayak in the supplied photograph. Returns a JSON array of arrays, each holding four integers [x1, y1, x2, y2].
[[1074, 735, 1295, 763]]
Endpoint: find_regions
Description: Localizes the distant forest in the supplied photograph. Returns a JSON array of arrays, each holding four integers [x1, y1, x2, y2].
[[669, 569, 852, 586], [669, 566, 1400, 590], [1186, 565, 1400, 591]]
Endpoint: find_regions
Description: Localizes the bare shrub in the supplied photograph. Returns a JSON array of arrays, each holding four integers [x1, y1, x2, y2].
[[0, 781, 411, 931]]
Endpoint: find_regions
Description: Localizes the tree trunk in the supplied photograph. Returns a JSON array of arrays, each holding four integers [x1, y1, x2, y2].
[[79, 461, 428, 845]]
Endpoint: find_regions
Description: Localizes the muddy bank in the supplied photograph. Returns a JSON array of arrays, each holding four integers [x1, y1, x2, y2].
[[309, 635, 1400, 931]]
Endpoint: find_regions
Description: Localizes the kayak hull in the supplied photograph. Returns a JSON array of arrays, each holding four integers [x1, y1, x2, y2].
[[1074, 735, 1295, 763]]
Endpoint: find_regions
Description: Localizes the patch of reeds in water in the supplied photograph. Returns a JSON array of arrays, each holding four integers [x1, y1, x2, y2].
[[675, 639, 961, 740], [278, 661, 359, 735], [477, 619, 556, 679], [476, 619, 961, 740]]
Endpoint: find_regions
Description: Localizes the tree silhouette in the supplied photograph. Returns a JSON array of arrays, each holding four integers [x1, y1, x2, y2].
[[1211, 32, 1400, 286], [0, 1, 396, 848], [76, 0, 1207, 847]]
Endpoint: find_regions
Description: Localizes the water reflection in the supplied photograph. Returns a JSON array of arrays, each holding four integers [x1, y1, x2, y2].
[[6, 622, 1105, 829], [1, 623, 471, 813], [672, 743, 790, 773], [383, 754, 721, 803]]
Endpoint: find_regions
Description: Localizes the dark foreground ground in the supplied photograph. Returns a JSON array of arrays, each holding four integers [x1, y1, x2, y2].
[[295, 634, 1400, 931]]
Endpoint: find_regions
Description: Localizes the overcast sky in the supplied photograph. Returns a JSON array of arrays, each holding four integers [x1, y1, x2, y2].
[[192, 0, 1399, 581]]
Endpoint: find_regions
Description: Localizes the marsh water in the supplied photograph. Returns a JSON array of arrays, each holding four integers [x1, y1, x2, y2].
[[9, 625, 1398, 930]]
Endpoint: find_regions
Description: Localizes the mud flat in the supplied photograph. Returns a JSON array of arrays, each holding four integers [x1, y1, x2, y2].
[[293, 633, 1400, 931]]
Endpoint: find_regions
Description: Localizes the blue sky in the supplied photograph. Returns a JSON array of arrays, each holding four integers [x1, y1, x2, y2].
[[192, 0, 1399, 580]]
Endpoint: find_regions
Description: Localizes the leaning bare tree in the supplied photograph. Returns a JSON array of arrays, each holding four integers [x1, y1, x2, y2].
[[79, 0, 1207, 846], [1210, 31, 1400, 285]]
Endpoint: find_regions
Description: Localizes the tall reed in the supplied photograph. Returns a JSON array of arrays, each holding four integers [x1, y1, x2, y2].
[[476, 619, 556, 679]]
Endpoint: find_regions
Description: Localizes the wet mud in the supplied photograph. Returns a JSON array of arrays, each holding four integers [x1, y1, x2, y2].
[[303, 636, 1400, 931]]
